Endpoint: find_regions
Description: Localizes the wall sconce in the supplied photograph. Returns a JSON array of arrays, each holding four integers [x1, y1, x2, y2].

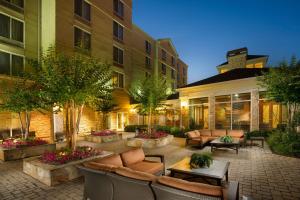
[[181, 101, 188, 108]]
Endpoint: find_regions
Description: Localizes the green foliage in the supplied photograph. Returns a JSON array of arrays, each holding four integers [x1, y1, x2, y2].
[[124, 125, 147, 132], [220, 135, 233, 143], [267, 130, 300, 157], [190, 153, 213, 168]]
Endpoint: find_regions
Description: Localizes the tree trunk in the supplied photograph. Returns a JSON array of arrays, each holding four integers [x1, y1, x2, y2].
[[148, 107, 152, 134], [18, 112, 24, 139], [24, 111, 30, 139], [65, 102, 71, 148]]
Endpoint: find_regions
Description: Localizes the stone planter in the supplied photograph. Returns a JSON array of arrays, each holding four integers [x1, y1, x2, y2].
[[23, 151, 113, 186], [0, 143, 56, 161], [126, 135, 174, 148], [85, 134, 120, 143]]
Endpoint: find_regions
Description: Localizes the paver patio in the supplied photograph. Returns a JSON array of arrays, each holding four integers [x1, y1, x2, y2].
[[0, 138, 300, 200]]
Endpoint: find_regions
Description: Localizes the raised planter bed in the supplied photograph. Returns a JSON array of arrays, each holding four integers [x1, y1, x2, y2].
[[0, 143, 56, 161], [85, 134, 120, 143], [23, 151, 113, 186], [126, 135, 174, 148]]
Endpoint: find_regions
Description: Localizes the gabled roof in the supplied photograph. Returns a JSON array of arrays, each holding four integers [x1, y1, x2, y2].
[[157, 38, 179, 57], [180, 68, 269, 88]]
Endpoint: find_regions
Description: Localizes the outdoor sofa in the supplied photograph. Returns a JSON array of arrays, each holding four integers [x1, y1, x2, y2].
[[78, 154, 239, 200], [185, 129, 245, 147]]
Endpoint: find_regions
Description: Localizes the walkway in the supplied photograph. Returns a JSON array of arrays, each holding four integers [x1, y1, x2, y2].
[[0, 138, 300, 200]]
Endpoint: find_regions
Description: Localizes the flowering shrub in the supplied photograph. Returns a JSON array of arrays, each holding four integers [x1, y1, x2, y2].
[[92, 130, 116, 136], [1, 138, 48, 149], [40, 146, 102, 165], [136, 131, 168, 139]]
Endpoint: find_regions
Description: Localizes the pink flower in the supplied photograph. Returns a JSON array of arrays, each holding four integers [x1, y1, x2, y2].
[[92, 130, 116, 136]]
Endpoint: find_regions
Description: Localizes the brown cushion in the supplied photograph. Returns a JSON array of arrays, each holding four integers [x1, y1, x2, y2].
[[83, 162, 118, 172], [158, 176, 223, 197], [186, 131, 199, 139], [201, 136, 216, 144], [93, 154, 123, 167], [115, 166, 157, 182], [212, 129, 227, 137], [194, 130, 201, 137], [199, 130, 211, 136], [120, 148, 145, 166], [127, 160, 163, 175], [227, 130, 244, 138]]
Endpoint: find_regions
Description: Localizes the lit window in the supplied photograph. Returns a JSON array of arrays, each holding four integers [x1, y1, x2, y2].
[[255, 62, 263, 68], [113, 46, 123, 65], [113, 0, 124, 18], [74, 0, 91, 21], [74, 27, 91, 50], [113, 21, 123, 41], [112, 71, 124, 88], [220, 68, 228, 73], [0, 13, 23, 43], [246, 64, 254, 68]]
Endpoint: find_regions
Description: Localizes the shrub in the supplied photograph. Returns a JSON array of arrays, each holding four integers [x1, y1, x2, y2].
[[246, 130, 272, 139], [267, 130, 300, 157], [124, 125, 147, 132], [1, 138, 48, 149], [136, 131, 168, 139], [155, 125, 171, 133]]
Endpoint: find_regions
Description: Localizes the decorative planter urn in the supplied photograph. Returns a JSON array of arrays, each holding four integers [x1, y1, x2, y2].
[[0, 143, 56, 161], [23, 151, 113, 186]]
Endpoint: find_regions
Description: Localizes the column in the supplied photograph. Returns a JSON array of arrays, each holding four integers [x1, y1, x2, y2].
[[251, 90, 259, 131], [208, 96, 215, 130]]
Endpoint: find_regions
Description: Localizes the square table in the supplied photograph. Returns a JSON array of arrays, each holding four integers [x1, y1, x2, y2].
[[210, 138, 240, 154], [168, 157, 230, 186]]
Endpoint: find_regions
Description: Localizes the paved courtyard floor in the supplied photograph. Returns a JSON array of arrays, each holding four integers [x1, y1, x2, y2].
[[1, 138, 300, 200]]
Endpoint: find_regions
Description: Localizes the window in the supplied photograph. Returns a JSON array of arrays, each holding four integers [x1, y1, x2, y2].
[[74, 0, 91, 21], [0, 50, 24, 76], [177, 63, 180, 71], [113, 0, 124, 18], [254, 62, 263, 68], [161, 49, 167, 61], [232, 93, 250, 130], [161, 63, 166, 75], [112, 71, 124, 88], [145, 40, 151, 54], [74, 27, 91, 51], [177, 74, 180, 82], [113, 46, 123, 65], [189, 97, 209, 129], [145, 56, 151, 68], [215, 95, 231, 129], [113, 21, 123, 41], [171, 56, 175, 66], [171, 69, 175, 79], [0, 13, 23, 43], [246, 64, 254, 68], [1, 0, 24, 12]]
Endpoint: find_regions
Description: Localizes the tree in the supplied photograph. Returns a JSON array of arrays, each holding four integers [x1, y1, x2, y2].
[[93, 95, 118, 130], [28, 48, 113, 149], [0, 79, 42, 139], [258, 56, 300, 129], [129, 75, 170, 134]]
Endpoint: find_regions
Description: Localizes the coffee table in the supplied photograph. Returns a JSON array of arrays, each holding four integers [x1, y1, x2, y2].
[[210, 138, 240, 154], [168, 157, 229, 186]]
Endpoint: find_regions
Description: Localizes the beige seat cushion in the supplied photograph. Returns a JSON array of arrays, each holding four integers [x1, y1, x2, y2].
[[201, 136, 216, 144], [128, 160, 163, 175], [199, 130, 212, 136], [227, 130, 244, 138], [120, 148, 145, 166], [83, 162, 118, 172], [115, 166, 157, 182], [93, 154, 123, 167], [158, 176, 223, 197], [186, 131, 199, 139], [212, 129, 227, 137]]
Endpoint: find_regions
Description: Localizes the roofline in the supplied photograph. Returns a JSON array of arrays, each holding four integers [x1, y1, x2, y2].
[[157, 38, 179, 57], [216, 55, 269, 68], [132, 24, 155, 41]]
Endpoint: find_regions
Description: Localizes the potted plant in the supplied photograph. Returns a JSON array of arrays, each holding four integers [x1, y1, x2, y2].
[[220, 135, 233, 143], [189, 153, 213, 168]]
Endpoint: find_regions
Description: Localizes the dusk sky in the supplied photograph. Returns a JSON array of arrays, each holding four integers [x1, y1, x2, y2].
[[133, 0, 300, 83]]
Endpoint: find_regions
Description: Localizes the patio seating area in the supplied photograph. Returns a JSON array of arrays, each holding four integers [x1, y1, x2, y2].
[[0, 138, 300, 200]]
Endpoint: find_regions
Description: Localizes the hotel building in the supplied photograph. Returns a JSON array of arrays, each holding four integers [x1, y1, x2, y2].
[[0, 0, 188, 140]]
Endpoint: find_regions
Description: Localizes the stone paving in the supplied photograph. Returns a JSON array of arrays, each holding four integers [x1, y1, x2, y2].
[[0, 138, 300, 200]]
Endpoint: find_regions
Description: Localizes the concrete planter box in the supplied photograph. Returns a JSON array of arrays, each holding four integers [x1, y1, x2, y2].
[[23, 151, 113, 186], [85, 134, 120, 143], [0, 143, 56, 161], [126, 135, 174, 148]]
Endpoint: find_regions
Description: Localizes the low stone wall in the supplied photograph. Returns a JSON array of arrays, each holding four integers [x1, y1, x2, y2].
[[0, 144, 56, 161], [126, 135, 174, 148], [85, 134, 120, 143], [23, 151, 113, 186]]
